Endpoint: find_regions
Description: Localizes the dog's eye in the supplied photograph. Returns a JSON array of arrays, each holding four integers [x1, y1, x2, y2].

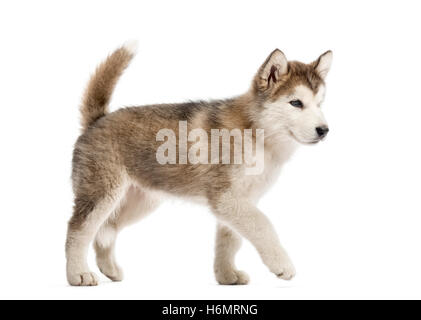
[[289, 100, 303, 108]]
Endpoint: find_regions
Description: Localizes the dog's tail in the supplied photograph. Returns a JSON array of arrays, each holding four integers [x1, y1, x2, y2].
[[80, 41, 138, 131]]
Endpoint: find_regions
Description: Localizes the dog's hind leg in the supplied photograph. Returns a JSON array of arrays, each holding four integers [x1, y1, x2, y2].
[[214, 223, 250, 285], [93, 222, 121, 282], [65, 178, 128, 286], [94, 186, 160, 282]]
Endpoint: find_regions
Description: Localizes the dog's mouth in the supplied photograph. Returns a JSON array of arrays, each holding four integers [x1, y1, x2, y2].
[[289, 131, 321, 145]]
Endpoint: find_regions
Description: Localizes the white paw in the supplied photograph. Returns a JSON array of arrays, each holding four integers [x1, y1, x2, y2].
[[100, 265, 124, 282], [97, 258, 124, 282], [276, 262, 296, 281], [67, 271, 99, 286], [215, 269, 250, 285]]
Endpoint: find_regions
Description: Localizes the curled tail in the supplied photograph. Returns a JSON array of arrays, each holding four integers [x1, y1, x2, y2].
[[80, 41, 137, 130]]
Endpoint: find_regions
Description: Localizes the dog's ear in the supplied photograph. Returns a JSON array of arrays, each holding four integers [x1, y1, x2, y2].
[[313, 50, 333, 79], [255, 49, 288, 91]]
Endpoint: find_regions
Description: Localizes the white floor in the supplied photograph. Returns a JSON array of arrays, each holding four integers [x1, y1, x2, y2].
[[3, 199, 421, 300]]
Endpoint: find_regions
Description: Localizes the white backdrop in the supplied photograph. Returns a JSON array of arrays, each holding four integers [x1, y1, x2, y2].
[[1, 0, 420, 299]]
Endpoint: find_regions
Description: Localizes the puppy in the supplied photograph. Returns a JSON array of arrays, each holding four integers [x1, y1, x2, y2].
[[66, 42, 332, 286]]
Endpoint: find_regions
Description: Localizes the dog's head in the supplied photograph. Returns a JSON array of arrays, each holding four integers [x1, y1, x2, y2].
[[251, 49, 332, 144]]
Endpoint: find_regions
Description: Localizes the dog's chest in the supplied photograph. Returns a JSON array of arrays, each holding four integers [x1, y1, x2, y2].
[[240, 162, 281, 202], [234, 141, 297, 202]]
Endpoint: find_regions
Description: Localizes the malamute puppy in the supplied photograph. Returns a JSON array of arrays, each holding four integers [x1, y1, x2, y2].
[[66, 42, 332, 286]]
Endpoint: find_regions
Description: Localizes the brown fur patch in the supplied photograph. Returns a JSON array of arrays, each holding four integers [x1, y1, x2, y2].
[[271, 61, 324, 99], [253, 60, 324, 102]]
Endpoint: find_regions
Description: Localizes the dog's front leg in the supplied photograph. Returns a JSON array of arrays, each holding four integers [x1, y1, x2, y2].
[[211, 196, 295, 280]]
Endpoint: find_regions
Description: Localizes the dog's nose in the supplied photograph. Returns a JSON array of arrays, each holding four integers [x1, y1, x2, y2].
[[316, 126, 329, 138]]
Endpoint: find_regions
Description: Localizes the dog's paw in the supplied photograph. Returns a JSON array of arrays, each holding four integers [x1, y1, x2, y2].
[[215, 269, 250, 285], [276, 262, 296, 281], [96, 255, 124, 282], [67, 271, 99, 286], [98, 263, 124, 282]]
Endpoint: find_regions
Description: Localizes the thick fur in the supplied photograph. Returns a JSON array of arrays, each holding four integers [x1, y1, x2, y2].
[[80, 44, 135, 130], [66, 44, 332, 286]]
